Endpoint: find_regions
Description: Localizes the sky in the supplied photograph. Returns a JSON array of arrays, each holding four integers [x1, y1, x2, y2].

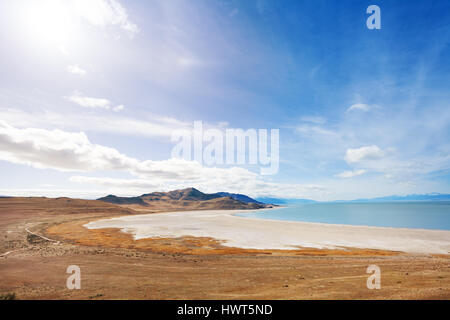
[[0, 0, 449, 200]]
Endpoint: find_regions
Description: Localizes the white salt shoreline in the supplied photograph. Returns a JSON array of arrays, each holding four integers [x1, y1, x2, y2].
[[84, 209, 450, 254]]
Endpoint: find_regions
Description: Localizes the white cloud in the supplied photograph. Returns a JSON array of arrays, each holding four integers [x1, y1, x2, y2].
[[0, 121, 325, 199], [0, 107, 190, 138], [67, 65, 87, 76], [66, 91, 124, 111], [347, 103, 371, 112], [0, 120, 133, 171], [345, 145, 385, 163], [71, 0, 139, 37], [0, 188, 106, 199], [297, 124, 335, 136], [113, 104, 124, 112], [300, 116, 326, 124], [296, 116, 333, 136], [0, 120, 208, 178], [335, 169, 366, 179], [66, 92, 109, 109], [70, 176, 162, 189]]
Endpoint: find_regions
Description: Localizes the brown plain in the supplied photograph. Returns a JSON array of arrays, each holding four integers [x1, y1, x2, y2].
[[0, 197, 449, 299]]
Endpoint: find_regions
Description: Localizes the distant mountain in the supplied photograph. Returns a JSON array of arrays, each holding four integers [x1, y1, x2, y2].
[[214, 192, 263, 204], [256, 197, 316, 205], [256, 193, 450, 204], [256, 197, 287, 205], [98, 188, 274, 210], [343, 193, 450, 203]]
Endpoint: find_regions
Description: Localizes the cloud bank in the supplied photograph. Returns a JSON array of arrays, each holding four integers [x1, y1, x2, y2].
[[0, 121, 324, 198]]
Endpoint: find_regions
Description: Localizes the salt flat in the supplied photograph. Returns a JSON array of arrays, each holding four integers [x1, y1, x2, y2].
[[84, 210, 450, 254]]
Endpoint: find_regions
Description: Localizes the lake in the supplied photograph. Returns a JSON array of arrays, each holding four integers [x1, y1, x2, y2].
[[237, 202, 450, 231]]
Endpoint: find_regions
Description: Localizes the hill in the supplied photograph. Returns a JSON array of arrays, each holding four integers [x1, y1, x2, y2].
[[98, 188, 273, 211]]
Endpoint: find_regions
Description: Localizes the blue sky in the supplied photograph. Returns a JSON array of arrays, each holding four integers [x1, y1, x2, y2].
[[0, 0, 449, 200]]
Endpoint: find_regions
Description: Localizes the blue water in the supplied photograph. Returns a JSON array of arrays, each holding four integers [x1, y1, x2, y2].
[[237, 202, 450, 231]]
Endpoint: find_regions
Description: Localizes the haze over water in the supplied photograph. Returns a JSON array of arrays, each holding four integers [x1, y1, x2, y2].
[[238, 202, 450, 231]]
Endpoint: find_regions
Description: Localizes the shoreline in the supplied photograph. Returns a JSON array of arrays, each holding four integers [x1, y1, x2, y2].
[[84, 209, 450, 254]]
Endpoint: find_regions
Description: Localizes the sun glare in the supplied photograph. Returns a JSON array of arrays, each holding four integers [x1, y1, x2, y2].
[[17, 0, 80, 52]]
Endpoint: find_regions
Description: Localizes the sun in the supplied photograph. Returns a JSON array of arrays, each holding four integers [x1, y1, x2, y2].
[[17, 0, 81, 52]]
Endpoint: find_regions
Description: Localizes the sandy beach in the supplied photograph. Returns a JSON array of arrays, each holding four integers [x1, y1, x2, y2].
[[85, 209, 450, 254]]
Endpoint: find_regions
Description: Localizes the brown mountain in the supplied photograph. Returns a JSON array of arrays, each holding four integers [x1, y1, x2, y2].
[[98, 187, 273, 211]]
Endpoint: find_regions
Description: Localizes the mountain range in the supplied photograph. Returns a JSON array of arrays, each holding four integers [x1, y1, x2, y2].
[[338, 193, 450, 202], [257, 193, 450, 204]]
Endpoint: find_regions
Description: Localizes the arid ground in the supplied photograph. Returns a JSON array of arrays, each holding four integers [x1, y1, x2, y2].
[[0, 197, 449, 299]]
